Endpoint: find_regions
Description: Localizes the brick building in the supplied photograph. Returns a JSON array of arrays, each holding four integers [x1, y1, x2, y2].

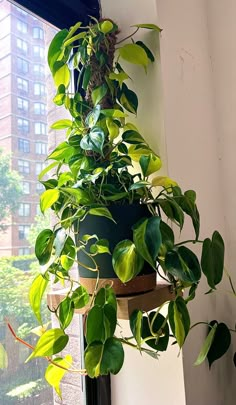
[[0, 0, 48, 256]]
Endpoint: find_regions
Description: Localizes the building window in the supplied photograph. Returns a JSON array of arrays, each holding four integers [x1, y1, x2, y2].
[[22, 181, 30, 194], [33, 45, 45, 58], [35, 162, 46, 175], [34, 83, 46, 96], [34, 102, 46, 115], [18, 138, 30, 153], [16, 19, 28, 34], [18, 159, 30, 174], [17, 97, 29, 112], [18, 203, 30, 217], [19, 247, 30, 255], [17, 77, 28, 93], [33, 64, 45, 75], [17, 118, 29, 135], [34, 122, 46, 135], [17, 57, 29, 73], [33, 27, 44, 40], [16, 38, 28, 54], [18, 225, 30, 240], [35, 142, 47, 154]]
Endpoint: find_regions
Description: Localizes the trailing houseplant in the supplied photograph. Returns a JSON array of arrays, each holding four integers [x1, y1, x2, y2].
[[4, 18, 228, 396]]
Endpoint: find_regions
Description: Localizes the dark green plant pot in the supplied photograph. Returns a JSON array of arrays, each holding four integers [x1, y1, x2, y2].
[[77, 204, 156, 295]]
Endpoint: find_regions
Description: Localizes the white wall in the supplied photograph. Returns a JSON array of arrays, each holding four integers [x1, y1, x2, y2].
[[101, 1, 236, 404]]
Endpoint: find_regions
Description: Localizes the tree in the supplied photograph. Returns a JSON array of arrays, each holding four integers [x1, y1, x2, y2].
[[0, 148, 23, 230]]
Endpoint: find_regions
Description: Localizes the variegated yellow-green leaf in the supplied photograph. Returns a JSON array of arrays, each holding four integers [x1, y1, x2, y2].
[[31, 322, 51, 337], [128, 144, 152, 162], [119, 44, 149, 70], [54, 64, 70, 88], [152, 176, 178, 188], [99, 20, 114, 34], [88, 207, 115, 222], [194, 324, 217, 366], [132, 23, 162, 32], [29, 274, 49, 324], [51, 119, 73, 130], [0, 342, 8, 369], [109, 72, 129, 88], [106, 118, 120, 140], [168, 297, 190, 348], [92, 84, 107, 106], [40, 189, 60, 213], [26, 329, 69, 362], [140, 153, 162, 176], [112, 240, 144, 282], [45, 355, 72, 398]]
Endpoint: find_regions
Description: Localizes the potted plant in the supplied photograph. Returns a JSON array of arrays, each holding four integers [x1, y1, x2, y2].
[[5, 18, 226, 396]]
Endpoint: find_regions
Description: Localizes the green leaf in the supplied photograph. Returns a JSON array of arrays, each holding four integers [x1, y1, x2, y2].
[[80, 127, 105, 155], [129, 181, 151, 191], [0, 342, 8, 369], [95, 286, 117, 312], [45, 355, 72, 398], [133, 216, 162, 269], [142, 312, 169, 351], [201, 231, 225, 289], [62, 187, 91, 205], [71, 286, 90, 309], [112, 240, 144, 283], [122, 130, 144, 144], [128, 144, 152, 162], [63, 31, 86, 47], [82, 65, 91, 90], [132, 23, 162, 32], [54, 64, 70, 88], [109, 72, 129, 87], [27, 329, 69, 361], [152, 176, 178, 188], [166, 246, 201, 283], [59, 297, 74, 330], [51, 119, 73, 129], [38, 162, 59, 181], [99, 20, 114, 34], [119, 84, 138, 114], [35, 229, 55, 265], [100, 109, 128, 118], [48, 29, 69, 72], [159, 221, 175, 257], [119, 44, 149, 70], [140, 154, 162, 176], [136, 41, 155, 62], [88, 207, 115, 222], [85, 105, 101, 128], [194, 323, 218, 366], [168, 297, 190, 348], [130, 310, 143, 348], [90, 239, 111, 255], [40, 189, 60, 213], [85, 338, 124, 377], [158, 198, 184, 229], [29, 274, 49, 325], [207, 322, 231, 368], [86, 305, 106, 344], [92, 84, 108, 106]]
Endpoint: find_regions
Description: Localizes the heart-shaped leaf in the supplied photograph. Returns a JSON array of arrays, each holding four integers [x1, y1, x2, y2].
[[168, 297, 190, 348], [112, 240, 144, 282], [201, 231, 225, 289]]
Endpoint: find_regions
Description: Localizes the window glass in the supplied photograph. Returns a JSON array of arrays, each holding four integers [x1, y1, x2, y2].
[[18, 225, 30, 239], [17, 77, 28, 93], [16, 56, 29, 73], [34, 102, 46, 115], [22, 181, 30, 194], [18, 203, 30, 216], [33, 26, 44, 39], [18, 159, 30, 174], [16, 37, 28, 53], [35, 162, 46, 175], [34, 82, 46, 96], [33, 45, 44, 58], [18, 138, 30, 152], [18, 247, 30, 255], [16, 19, 28, 33], [17, 97, 29, 112], [34, 122, 46, 135], [17, 118, 29, 135], [35, 142, 47, 154]]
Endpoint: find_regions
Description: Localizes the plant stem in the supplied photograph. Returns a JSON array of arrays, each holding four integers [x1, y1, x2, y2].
[[174, 239, 203, 247], [116, 27, 139, 45]]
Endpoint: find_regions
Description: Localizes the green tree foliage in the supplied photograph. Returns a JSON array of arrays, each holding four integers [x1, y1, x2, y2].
[[0, 148, 23, 230]]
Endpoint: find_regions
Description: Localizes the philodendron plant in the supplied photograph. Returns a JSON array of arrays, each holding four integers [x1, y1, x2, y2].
[[5, 18, 228, 396]]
